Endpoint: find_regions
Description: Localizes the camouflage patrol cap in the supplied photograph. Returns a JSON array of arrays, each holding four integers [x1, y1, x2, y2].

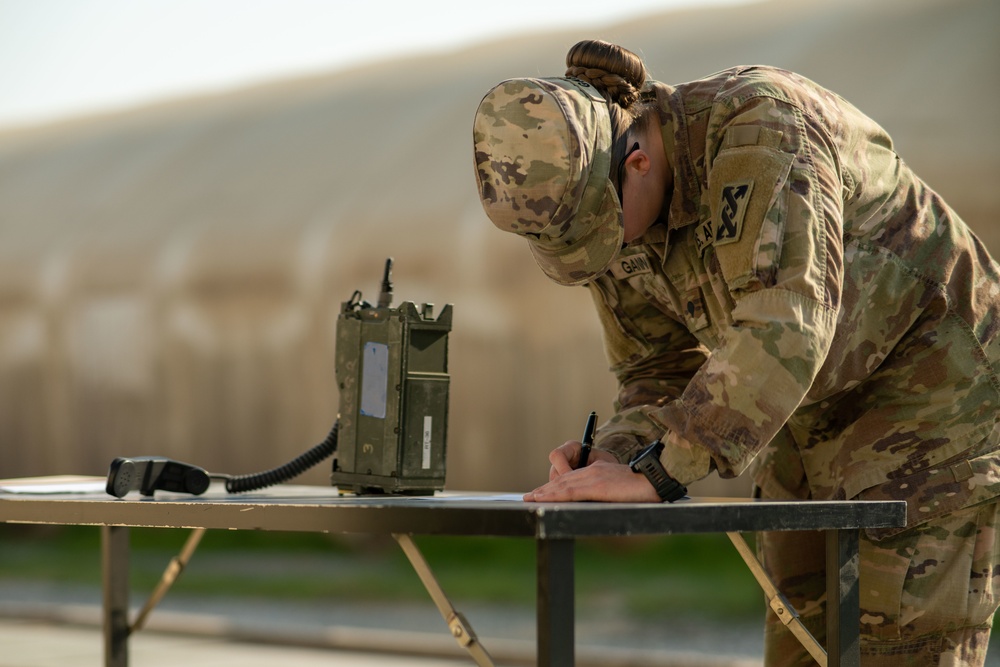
[[473, 77, 623, 286]]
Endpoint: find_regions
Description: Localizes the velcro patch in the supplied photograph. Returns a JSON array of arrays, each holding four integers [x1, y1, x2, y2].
[[610, 252, 653, 280], [715, 180, 754, 246], [708, 143, 794, 290]]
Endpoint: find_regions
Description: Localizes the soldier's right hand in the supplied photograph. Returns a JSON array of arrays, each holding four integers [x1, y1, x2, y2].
[[548, 441, 616, 480]]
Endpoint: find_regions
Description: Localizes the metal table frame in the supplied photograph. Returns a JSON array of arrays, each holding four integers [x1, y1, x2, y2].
[[0, 485, 906, 667]]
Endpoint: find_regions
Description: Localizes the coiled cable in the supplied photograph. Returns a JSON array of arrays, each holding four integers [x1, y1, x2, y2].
[[223, 421, 339, 493]]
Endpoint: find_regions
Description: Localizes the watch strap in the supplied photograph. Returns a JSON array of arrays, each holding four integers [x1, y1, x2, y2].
[[629, 440, 687, 503]]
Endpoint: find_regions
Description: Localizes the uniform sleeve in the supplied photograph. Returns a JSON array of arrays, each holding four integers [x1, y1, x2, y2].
[[586, 276, 709, 463], [656, 95, 844, 484]]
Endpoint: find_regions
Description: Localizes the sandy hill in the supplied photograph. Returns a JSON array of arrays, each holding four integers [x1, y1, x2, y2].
[[0, 0, 996, 495]]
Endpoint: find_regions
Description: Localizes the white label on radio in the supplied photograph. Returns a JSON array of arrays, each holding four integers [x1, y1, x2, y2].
[[422, 416, 432, 469]]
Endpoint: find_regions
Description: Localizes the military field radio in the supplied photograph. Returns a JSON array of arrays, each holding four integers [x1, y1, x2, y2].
[[105, 258, 452, 498], [332, 258, 452, 494]]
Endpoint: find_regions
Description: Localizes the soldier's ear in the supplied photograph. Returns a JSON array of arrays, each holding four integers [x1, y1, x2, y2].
[[625, 148, 653, 179]]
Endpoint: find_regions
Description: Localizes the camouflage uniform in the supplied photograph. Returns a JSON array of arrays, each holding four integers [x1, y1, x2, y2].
[[474, 67, 1000, 665]]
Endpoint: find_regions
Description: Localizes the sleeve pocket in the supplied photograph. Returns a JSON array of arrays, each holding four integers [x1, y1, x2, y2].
[[707, 145, 794, 291]]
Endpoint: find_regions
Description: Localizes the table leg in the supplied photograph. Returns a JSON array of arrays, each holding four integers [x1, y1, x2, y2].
[[102, 525, 130, 667], [826, 528, 860, 667], [537, 538, 574, 667], [392, 534, 495, 666]]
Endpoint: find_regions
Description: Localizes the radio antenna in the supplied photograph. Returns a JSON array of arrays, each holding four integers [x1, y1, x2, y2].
[[377, 257, 394, 308]]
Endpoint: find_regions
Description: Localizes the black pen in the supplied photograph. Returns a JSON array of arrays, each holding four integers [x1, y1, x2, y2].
[[577, 411, 597, 469]]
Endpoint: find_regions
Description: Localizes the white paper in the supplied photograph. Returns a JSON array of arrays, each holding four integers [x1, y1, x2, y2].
[[0, 475, 107, 494], [425, 492, 525, 502]]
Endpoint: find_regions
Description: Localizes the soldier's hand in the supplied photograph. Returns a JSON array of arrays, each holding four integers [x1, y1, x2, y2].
[[547, 440, 616, 480], [524, 460, 659, 503]]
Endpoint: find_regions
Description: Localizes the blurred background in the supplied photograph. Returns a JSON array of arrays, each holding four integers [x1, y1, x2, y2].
[[0, 0, 997, 498], [1, 1, 998, 663]]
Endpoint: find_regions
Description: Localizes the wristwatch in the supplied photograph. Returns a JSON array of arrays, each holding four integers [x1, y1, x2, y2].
[[628, 440, 687, 502]]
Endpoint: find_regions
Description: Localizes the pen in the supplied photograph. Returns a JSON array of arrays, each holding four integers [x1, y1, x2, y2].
[[577, 411, 597, 469]]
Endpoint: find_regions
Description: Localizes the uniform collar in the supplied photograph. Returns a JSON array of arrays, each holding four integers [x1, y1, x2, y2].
[[649, 82, 701, 231], [617, 83, 700, 263], [622, 222, 668, 250]]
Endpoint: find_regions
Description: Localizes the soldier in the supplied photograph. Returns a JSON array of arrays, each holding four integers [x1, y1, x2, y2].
[[473, 39, 1000, 666]]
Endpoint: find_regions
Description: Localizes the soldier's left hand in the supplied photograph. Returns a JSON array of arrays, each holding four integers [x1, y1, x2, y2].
[[523, 460, 660, 503]]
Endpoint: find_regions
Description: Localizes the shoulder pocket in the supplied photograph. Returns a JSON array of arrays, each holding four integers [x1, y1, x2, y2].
[[707, 144, 794, 291]]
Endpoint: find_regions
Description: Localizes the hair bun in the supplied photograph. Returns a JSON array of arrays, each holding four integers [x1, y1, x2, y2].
[[565, 40, 647, 107]]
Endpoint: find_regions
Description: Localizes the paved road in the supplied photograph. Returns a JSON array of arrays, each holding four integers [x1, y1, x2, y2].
[[7, 583, 999, 667], [0, 617, 473, 667], [0, 581, 766, 667]]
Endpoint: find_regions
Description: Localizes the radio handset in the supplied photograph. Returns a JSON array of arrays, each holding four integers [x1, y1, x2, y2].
[[106, 456, 211, 498]]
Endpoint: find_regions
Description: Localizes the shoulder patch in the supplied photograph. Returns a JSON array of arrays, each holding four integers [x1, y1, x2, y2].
[[707, 142, 794, 290], [715, 179, 754, 246], [610, 252, 654, 280]]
